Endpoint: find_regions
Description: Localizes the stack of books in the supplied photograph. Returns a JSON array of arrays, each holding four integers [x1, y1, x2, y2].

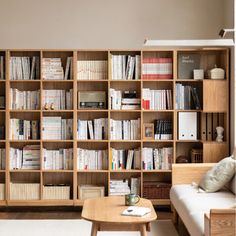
[[109, 179, 130, 196], [77, 118, 108, 140], [142, 147, 173, 170], [77, 148, 108, 170], [142, 57, 173, 80], [10, 56, 40, 80], [111, 55, 141, 80], [10, 145, 40, 170], [77, 60, 108, 80], [10, 119, 40, 140], [43, 148, 73, 170], [42, 89, 73, 110], [42, 117, 73, 140], [10, 89, 40, 110], [0, 56, 4, 80], [110, 89, 141, 110], [142, 88, 172, 110], [110, 118, 141, 140], [110, 148, 141, 170], [175, 84, 201, 110], [0, 149, 5, 170], [42, 58, 64, 80], [154, 119, 172, 140]]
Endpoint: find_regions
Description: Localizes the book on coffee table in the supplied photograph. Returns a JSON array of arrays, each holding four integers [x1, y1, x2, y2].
[[122, 206, 151, 217]]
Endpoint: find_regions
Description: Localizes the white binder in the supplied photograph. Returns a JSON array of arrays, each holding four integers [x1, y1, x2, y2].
[[178, 112, 197, 140]]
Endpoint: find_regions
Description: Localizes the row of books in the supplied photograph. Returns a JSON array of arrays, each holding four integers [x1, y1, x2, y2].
[[42, 117, 73, 140], [0, 56, 4, 80], [155, 119, 173, 140], [109, 178, 140, 196], [77, 60, 108, 80], [43, 148, 73, 170], [10, 119, 40, 140], [142, 88, 173, 110], [10, 145, 40, 170], [10, 89, 40, 110], [0, 149, 5, 170], [77, 148, 108, 170], [10, 56, 40, 80], [77, 118, 108, 140], [142, 147, 173, 170], [142, 58, 173, 80], [110, 118, 141, 140], [110, 89, 141, 110], [175, 84, 201, 110], [110, 148, 141, 170], [42, 57, 73, 80], [42, 89, 73, 110], [111, 55, 141, 80]]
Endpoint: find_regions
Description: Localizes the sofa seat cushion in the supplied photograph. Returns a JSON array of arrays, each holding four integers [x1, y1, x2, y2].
[[170, 184, 235, 236]]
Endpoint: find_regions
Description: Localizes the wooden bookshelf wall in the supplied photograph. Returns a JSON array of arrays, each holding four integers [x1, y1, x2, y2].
[[0, 48, 230, 206]]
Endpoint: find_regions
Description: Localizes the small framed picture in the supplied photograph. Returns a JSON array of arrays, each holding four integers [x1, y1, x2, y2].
[[143, 123, 154, 140]]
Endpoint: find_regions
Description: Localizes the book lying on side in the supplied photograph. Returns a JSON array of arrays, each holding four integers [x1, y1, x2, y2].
[[122, 206, 151, 217]]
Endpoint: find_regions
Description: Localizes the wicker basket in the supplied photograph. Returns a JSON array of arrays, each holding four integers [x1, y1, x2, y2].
[[43, 185, 70, 200], [10, 183, 40, 200], [143, 182, 171, 199], [191, 149, 203, 163], [0, 184, 5, 200]]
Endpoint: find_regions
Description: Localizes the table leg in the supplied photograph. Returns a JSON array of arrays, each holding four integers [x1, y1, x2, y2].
[[140, 224, 147, 236], [91, 222, 98, 236]]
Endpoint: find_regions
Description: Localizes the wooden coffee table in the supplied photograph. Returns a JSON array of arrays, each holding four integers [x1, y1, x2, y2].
[[82, 196, 157, 236]]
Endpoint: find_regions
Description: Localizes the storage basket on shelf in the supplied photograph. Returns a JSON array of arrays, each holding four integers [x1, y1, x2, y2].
[[143, 182, 171, 199], [191, 149, 203, 163], [10, 183, 40, 200], [43, 184, 70, 200]]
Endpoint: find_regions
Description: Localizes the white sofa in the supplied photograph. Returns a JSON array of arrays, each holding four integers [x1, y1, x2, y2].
[[170, 163, 236, 236]]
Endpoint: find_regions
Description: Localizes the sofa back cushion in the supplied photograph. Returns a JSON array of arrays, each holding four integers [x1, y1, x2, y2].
[[229, 174, 236, 195]]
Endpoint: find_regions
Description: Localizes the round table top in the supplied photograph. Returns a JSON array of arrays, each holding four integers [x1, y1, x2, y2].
[[82, 196, 157, 224]]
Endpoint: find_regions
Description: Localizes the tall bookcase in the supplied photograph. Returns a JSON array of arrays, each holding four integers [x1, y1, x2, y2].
[[0, 48, 230, 207]]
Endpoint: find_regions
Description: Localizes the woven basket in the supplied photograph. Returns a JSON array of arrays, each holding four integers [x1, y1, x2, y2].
[[143, 182, 171, 199]]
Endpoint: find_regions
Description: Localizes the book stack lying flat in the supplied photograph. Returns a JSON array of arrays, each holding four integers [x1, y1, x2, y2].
[[154, 119, 172, 140], [0, 56, 4, 80], [10, 145, 40, 170], [10, 56, 40, 80], [110, 89, 141, 110], [142, 58, 173, 80], [42, 58, 64, 80], [77, 148, 108, 170], [0, 149, 5, 170], [110, 118, 141, 140], [77, 60, 108, 80], [43, 148, 73, 170], [42, 117, 73, 140], [142, 88, 172, 110], [111, 55, 141, 80], [77, 118, 108, 140], [110, 148, 141, 170], [109, 179, 130, 196], [175, 84, 201, 110], [10, 89, 40, 110], [10, 119, 40, 140], [142, 147, 173, 170], [42, 89, 73, 110]]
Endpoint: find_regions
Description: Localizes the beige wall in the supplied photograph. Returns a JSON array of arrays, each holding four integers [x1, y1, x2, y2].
[[0, 0, 232, 49]]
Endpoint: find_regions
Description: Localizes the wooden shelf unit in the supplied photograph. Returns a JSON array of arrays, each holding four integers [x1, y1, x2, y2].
[[0, 48, 229, 206]]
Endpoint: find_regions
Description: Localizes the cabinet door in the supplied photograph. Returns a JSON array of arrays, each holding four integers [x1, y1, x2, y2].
[[203, 80, 227, 112], [203, 143, 228, 162]]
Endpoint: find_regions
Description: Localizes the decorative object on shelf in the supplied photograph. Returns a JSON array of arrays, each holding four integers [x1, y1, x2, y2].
[[193, 69, 204, 80], [44, 103, 49, 110], [78, 91, 106, 109], [50, 103, 55, 110], [176, 155, 189, 163], [216, 126, 224, 142], [143, 123, 154, 140], [191, 149, 203, 163], [208, 65, 225, 80]]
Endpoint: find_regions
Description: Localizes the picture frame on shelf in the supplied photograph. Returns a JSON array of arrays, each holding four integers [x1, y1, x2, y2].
[[143, 123, 154, 140]]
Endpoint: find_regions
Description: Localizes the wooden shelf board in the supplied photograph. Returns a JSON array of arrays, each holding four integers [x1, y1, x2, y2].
[[9, 140, 40, 143], [110, 170, 141, 173], [77, 80, 108, 82], [9, 80, 40, 83], [42, 110, 74, 113], [74, 200, 84, 206], [142, 170, 172, 173], [10, 170, 40, 173], [42, 140, 73, 143], [10, 110, 40, 113], [110, 110, 141, 113], [77, 109, 108, 112], [42, 170, 74, 173], [0, 200, 6, 206], [201, 141, 227, 144], [143, 140, 174, 143], [42, 80, 73, 83], [143, 110, 174, 112], [110, 80, 141, 82], [176, 140, 201, 143], [142, 79, 173, 82], [77, 140, 109, 143], [110, 140, 141, 143], [175, 109, 202, 112], [0, 170, 5, 173], [0, 110, 6, 112], [0, 140, 6, 143], [77, 170, 109, 173], [7, 200, 74, 206], [176, 79, 203, 82]]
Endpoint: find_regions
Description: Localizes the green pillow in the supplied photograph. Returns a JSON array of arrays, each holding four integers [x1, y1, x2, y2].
[[199, 155, 236, 192]]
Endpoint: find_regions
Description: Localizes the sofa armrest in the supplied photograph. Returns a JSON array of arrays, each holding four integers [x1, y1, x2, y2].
[[205, 209, 236, 236], [172, 163, 215, 185]]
